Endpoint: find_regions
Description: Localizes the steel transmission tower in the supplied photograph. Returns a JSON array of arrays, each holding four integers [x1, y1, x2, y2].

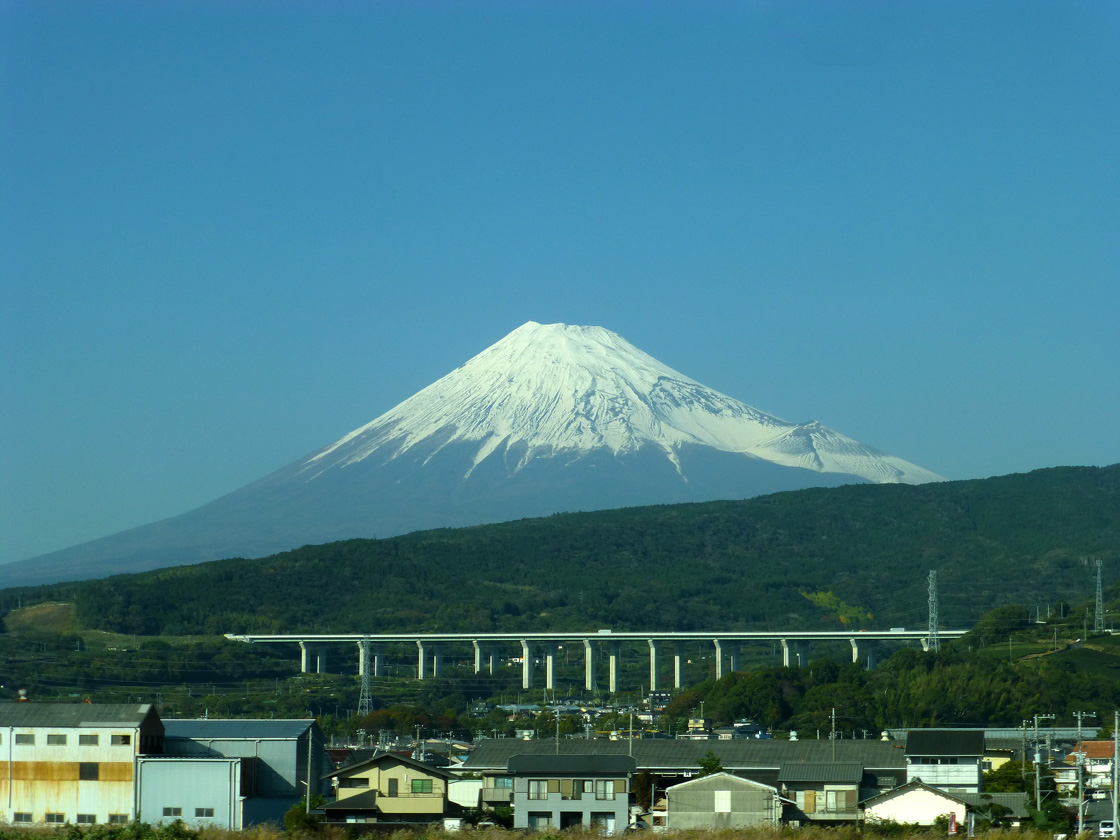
[[927, 570, 940, 652], [1095, 558, 1105, 633], [358, 639, 373, 716]]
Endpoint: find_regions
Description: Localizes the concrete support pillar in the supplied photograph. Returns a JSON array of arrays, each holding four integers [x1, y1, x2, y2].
[[487, 648, 499, 675], [920, 638, 931, 652], [673, 644, 684, 689], [431, 646, 443, 677], [300, 641, 313, 674], [372, 644, 385, 677], [780, 639, 811, 668], [713, 639, 725, 680], [648, 640, 659, 692], [473, 640, 483, 674], [583, 640, 596, 691], [417, 640, 428, 680], [544, 643, 558, 691], [729, 647, 740, 674], [521, 640, 534, 689], [608, 641, 622, 694], [850, 638, 881, 669]]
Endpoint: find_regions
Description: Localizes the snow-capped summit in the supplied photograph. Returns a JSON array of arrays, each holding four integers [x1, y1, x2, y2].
[[0, 321, 942, 587], [302, 321, 941, 485]]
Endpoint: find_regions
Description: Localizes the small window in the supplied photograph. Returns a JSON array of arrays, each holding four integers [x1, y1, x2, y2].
[[714, 789, 731, 813], [15, 733, 34, 745], [340, 778, 369, 788], [528, 779, 548, 800], [162, 807, 182, 817], [14, 813, 33, 824], [77, 815, 97, 825], [494, 776, 512, 789], [411, 778, 433, 794], [47, 734, 67, 746], [108, 814, 129, 824], [595, 779, 613, 800], [80, 762, 100, 781], [111, 734, 131, 746], [195, 808, 214, 818], [46, 813, 66, 824], [80, 734, 99, 746]]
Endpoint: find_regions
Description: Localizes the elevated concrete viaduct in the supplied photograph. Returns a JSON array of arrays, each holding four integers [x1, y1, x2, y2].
[[230, 629, 965, 693]]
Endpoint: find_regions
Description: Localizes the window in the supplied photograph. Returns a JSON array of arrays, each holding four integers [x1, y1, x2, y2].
[[111, 734, 131, 746], [595, 779, 614, 800], [162, 808, 182, 817], [527, 812, 552, 829], [340, 778, 369, 788], [46, 814, 66, 824], [714, 790, 731, 813], [15, 734, 34, 745], [387, 778, 398, 797], [493, 776, 512, 789], [195, 808, 214, 818], [80, 734, 99, 746], [982, 760, 993, 771], [80, 762, 100, 781], [528, 779, 549, 800], [47, 734, 67, 745], [108, 815, 129, 824], [411, 778, 433, 794], [77, 815, 97, 825], [13, 814, 32, 824]]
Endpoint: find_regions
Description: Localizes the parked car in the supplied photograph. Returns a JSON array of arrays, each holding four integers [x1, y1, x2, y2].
[[1098, 820, 1115, 838]]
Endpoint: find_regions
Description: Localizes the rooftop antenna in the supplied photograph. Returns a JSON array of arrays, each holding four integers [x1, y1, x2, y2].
[[927, 570, 940, 652]]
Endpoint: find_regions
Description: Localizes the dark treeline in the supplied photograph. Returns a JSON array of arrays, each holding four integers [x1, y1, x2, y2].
[[2, 465, 1117, 637]]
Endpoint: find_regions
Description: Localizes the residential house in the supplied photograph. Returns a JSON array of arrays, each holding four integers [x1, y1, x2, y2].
[[778, 762, 862, 823], [664, 771, 785, 829], [0, 702, 164, 827], [1070, 741, 1116, 791], [905, 730, 985, 794], [322, 750, 457, 826], [462, 737, 906, 806], [862, 779, 1028, 828], [508, 753, 635, 832]]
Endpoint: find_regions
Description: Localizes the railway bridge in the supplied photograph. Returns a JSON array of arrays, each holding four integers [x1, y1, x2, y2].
[[226, 628, 967, 693]]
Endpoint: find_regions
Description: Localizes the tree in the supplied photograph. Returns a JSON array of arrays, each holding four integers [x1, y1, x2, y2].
[[698, 749, 723, 777], [284, 794, 325, 832]]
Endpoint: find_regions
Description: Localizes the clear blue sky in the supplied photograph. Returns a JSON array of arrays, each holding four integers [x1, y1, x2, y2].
[[2, 1, 1117, 566]]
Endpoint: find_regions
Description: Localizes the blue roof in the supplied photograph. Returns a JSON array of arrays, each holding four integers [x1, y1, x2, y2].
[[163, 719, 314, 740]]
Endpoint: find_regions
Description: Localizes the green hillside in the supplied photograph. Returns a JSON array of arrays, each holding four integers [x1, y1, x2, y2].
[[3, 464, 1117, 637]]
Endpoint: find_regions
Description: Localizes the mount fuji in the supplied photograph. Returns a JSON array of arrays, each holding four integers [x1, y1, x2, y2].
[[0, 322, 942, 587]]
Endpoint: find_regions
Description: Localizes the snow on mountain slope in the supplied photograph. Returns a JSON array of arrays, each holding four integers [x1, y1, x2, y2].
[[302, 321, 943, 485]]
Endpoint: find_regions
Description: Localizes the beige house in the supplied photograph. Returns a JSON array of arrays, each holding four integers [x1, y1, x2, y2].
[[322, 751, 456, 825], [862, 780, 968, 827]]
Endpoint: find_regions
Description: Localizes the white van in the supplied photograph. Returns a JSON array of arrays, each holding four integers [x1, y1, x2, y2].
[[1098, 820, 1115, 838]]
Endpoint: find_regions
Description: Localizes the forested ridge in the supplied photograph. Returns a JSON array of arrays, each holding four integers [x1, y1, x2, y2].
[[3, 464, 1116, 637]]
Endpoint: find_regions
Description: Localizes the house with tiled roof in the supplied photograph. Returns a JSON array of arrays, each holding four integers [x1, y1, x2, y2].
[[1069, 741, 1116, 789]]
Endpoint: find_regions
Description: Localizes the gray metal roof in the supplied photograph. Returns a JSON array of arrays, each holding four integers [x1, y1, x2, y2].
[[778, 762, 864, 784], [0, 703, 157, 728], [463, 738, 906, 772], [905, 729, 985, 757], [508, 754, 636, 775], [163, 719, 314, 740]]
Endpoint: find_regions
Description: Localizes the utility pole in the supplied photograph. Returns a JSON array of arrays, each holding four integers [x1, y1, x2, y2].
[[1074, 711, 1098, 832], [1034, 713, 1055, 811], [831, 708, 837, 761], [1112, 710, 1118, 833], [927, 570, 940, 652]]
